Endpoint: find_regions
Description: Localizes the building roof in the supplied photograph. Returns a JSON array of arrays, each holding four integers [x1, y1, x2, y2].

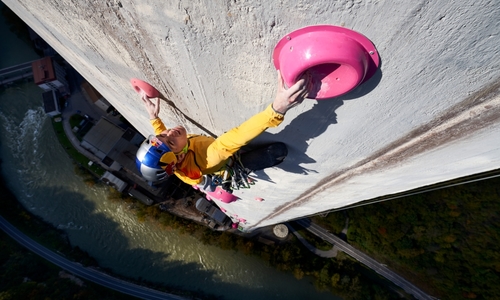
[[82, 118, 144, 173], [32, 57, 55, 85], [106, 137, 140, 173], [82, 118, 124, 155], [41, 91, 56, 113]]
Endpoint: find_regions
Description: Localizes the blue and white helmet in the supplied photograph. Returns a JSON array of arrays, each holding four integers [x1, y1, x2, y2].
[[136, 135, 176, 182]]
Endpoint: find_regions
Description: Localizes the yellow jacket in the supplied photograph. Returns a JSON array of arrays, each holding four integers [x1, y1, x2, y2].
[[150, 104, 285, 185]]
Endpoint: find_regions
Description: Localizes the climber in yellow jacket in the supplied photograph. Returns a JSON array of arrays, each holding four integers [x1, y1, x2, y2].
[[140, 71, 309, 185]]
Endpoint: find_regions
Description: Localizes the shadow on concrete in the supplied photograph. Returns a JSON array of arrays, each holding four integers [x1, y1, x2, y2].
[[248, 67, 383, 178]]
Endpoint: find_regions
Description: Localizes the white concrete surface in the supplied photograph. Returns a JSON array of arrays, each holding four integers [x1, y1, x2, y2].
[[4, 0, 500, 230]]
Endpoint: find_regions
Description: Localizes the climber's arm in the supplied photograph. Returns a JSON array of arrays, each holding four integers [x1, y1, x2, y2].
[[206, 71, 309, 167], [141, 93, 167, 134]]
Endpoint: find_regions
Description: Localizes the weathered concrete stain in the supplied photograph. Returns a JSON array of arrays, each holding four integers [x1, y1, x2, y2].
[[254, 79, 500, 227]]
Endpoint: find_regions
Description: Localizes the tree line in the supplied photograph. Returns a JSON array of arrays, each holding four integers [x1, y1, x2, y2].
[[315, 175, 500, 300]]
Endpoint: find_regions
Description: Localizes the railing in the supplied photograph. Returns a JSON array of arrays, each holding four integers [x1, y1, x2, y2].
[[0, 60, 36, 86]]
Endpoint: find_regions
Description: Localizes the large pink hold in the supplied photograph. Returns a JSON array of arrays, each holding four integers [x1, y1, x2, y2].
[[273, 25, 380, 100]]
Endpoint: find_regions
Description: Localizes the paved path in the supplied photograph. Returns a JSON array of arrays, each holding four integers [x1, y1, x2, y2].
[[295, 218, 435, 300], [0, 215, 187, 300], [61, 67, 113, 171], [287, 223, 338, 258], [61, 97, 108, 170]]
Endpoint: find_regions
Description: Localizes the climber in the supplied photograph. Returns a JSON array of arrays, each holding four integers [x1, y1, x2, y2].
[[136, 71, 309, 185]]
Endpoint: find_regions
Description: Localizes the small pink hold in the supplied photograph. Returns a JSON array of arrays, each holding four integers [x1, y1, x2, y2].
[[220, 207, 227, 213], [232, 222, 239, 229], [255, 197, 264, 202], [130, 78, 160, 98], [238, 218, 246, 223]]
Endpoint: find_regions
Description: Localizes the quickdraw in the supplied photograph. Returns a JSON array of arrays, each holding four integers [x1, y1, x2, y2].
[[212, 153, 255, 191]]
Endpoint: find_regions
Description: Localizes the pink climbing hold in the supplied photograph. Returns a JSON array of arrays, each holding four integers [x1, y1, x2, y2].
[[130, 78, 160, 98], [255, 197, 264, 202], [272, 25, 380, 100]]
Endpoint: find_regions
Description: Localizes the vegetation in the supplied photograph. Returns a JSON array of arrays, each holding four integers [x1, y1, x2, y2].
[[295, 227, 334, 251], [0, 233, 137, 300], [69, 113, 84, 130], [314, 211, 348, 235], [51, 115, 105, 177], [68, 114, 93, 140], [315, 175, 500, 300]]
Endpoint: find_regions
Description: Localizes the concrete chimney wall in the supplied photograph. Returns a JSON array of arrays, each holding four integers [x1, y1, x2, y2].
[[5, 0, 500, 230]]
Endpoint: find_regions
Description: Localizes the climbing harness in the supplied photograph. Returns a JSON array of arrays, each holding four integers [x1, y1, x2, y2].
[[211, 153, 255, 191]]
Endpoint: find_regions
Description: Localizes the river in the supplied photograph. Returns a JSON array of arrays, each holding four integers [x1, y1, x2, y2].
[[0, 4, 340, 300]]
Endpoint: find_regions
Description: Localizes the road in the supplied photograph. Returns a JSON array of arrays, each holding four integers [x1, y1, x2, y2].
[[0, 215, 187, 300], [296, 218, 435, 300]]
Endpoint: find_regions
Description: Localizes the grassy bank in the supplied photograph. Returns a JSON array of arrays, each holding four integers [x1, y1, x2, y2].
[[51, 116, 105, 177]]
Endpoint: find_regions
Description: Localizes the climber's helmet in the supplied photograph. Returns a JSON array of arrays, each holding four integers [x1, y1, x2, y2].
[[136, 135, 177, 182]]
